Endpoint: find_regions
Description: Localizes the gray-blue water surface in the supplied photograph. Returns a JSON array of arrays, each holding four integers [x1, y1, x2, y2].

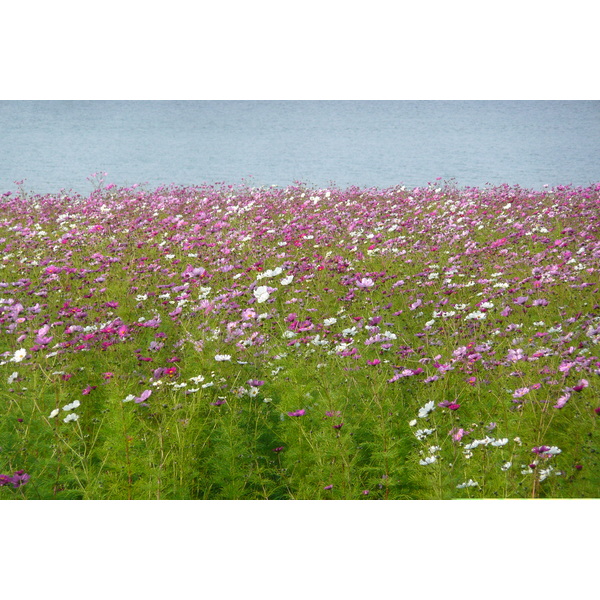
[[1, 100, 599, 194]]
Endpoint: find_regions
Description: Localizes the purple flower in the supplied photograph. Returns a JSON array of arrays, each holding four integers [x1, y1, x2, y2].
[[134, 389, 152, 404], [572, 379, 588, 392], [0, 471, 30, 488], [287, 409, 306, 417], [247, 379, 265, 387], [325, 411, 342, 418], [333, 423, 344, 430], [272, 446, 284, 453], [10, 470, 30, 488], [323, 484, 333, 490], [512, 386, 530, 399], [532, 446, 550, 455]]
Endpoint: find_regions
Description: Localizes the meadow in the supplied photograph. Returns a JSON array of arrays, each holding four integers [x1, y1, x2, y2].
[[1, 178, 599, 499]]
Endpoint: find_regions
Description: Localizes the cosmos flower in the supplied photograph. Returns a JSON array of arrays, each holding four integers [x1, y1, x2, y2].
[[287, 409, 306, 417], [10, 349, 27, 363], [253, 286, 270, 303], [456, 479, 478, 489], [418, 401, 435, 418], [62, 400, 81, 411]]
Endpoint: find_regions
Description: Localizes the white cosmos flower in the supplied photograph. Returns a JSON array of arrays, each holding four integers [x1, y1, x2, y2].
[[280, 275, 294, 285], [456, 479, 478, 489], [253, 286, 270, 303], [11, 349, 27, 363], [123, 394, 136, 403], [214, 354, 231, 362], [323, 317, 337, 326], [491, 438, 509, 447], [414, 428, 435, 440], [418, 401, 436, 418], [257, 267, 282, 280], [7, 372, 18, 384], [49, 408, 60, 418], [63, 413, 79, 423], [62, 400, 81, 411], [419, 456, 437, 465], [465, 310, 486, 321]]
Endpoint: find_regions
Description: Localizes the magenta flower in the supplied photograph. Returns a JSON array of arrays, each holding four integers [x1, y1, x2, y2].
[[448, 403, 460, 410], [333, 423, 344, 430], [287, 409, 306, 417], [367, 359, 381, 366], [323, 484, 333, 490], [82, 385, 97, 395], [0, 471, 30, 488], [272, 446, 284, 453], [572, 379, 588, 392]]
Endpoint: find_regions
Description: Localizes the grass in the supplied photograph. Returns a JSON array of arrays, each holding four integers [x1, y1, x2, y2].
[[1, 179, 599, 499]]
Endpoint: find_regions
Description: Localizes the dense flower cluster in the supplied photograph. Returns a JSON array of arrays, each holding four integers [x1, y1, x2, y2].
[[1, 179, 599, 499]]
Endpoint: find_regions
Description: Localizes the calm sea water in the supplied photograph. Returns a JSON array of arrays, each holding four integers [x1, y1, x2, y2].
[[1, 100, 599, 194]]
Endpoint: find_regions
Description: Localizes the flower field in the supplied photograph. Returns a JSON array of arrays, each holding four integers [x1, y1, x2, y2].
[[1, 180, 599, 499]]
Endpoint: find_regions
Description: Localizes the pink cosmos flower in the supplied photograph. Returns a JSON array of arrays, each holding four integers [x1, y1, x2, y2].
[[287, 409, 306, 417], [450, 427, 466, 442], [409, 299, 422, 310], [134, 389, 152, 404], [356, 277, 375, 288], [512, 387, 530, 398]]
